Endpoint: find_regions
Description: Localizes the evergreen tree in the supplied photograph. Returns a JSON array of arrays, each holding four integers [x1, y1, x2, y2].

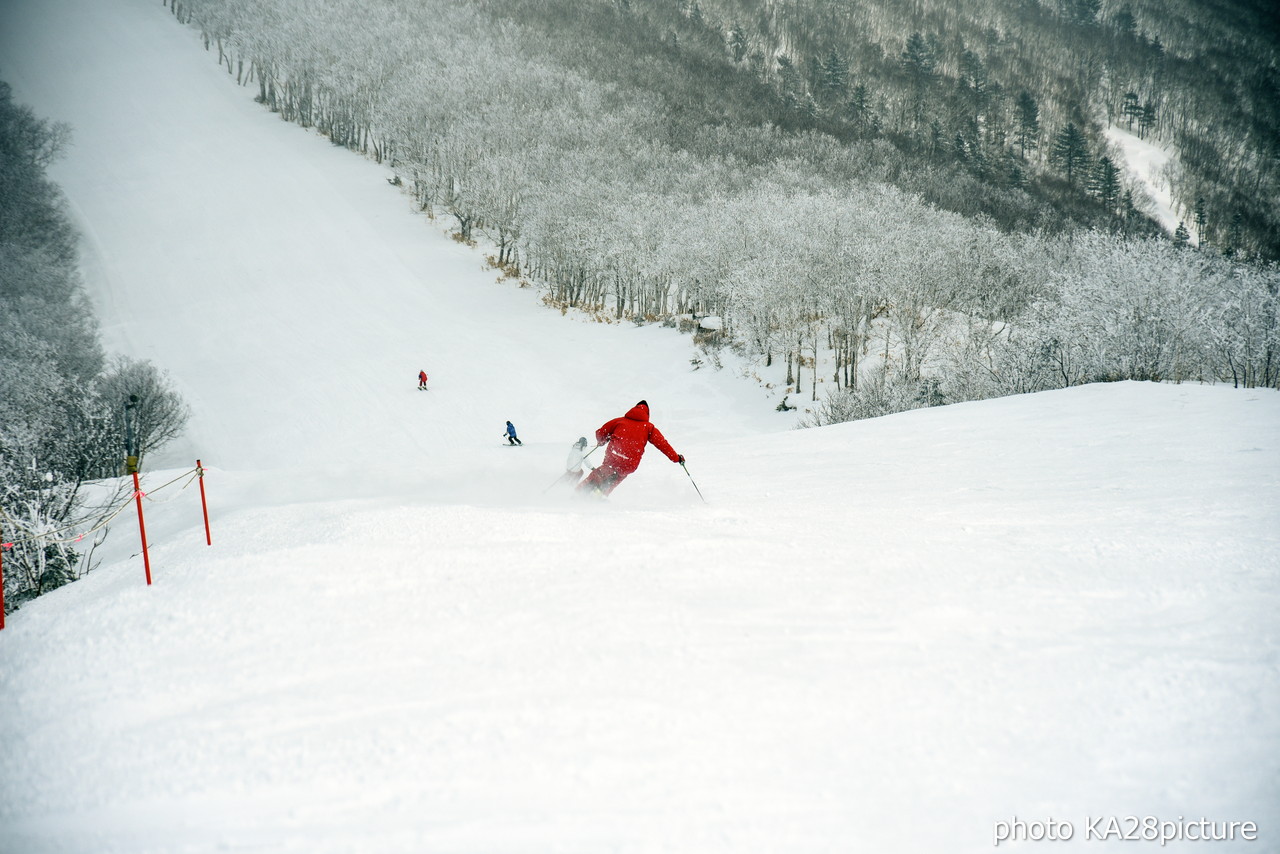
[[901, 32, 936, 81], [1173, 221, 1190, 247], [847, 83, 871, 130], [1113, 5, 1137, 37], [929, 120, 945, 155], [1091, 156, 1121, 213], [1063, 0, 1102, 26], [776, 55, 806, 120], [727, 24, 748, 63], [901, 31, 936, 129], [1226, 210, 1244, 255], [1121, 189, 1139, 227], [1193, 197, 1208, 242], [820, 49, 848, 103], [1015, 91, 1040, 158], [1138, 102, 1157, 138], [1122, 92, 1141, 129], [1051, 123, 1089, 185], [959, 50, 988, 98]]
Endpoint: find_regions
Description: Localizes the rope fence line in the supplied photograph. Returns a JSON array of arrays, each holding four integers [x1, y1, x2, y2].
[[139, 467, 203, 506], [0, 467, 199, 551], [3, 460, 213, 628]]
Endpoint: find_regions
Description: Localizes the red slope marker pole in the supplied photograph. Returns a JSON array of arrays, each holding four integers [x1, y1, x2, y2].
[[129, 456, 153, 585], [197, 459, 212, 546]]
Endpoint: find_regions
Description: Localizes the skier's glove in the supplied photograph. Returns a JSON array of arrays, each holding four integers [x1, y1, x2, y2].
[[677, 455, 686, 464]]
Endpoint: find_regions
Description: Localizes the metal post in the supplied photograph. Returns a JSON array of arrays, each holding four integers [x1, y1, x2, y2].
[[125, 395, 152, 584], [197, 460, 212, 546], [124, 395, 139, 469], [132, 470, 152, 586]]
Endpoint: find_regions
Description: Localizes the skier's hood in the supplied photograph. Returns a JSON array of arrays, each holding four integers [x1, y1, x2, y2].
[[624, 401, 649, 422]]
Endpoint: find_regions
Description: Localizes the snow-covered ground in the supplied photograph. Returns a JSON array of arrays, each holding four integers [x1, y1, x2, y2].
[[2, 1, 1278, 851], [1105, 125, 1182, 238]]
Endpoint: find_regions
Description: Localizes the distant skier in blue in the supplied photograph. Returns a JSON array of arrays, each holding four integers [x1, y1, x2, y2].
[[503, 421, 523, 446]]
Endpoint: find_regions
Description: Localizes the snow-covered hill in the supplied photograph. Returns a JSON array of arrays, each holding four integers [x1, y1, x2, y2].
[[1, 1, 1278, 852]]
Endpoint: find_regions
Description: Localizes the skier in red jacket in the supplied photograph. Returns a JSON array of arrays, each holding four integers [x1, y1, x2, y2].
[[577, 400, 684, 496]]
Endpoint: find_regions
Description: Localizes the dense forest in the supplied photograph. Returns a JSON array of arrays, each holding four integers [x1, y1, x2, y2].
[[0, 82, 187, 615], [167, 0, 1277, 410], [173, 0, 1279, 253], [573, 0, 1280, 255]]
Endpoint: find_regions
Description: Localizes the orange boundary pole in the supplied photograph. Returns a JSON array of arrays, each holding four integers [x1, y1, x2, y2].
[[132, 471, 153, 585], [197, 460, 212, 546]]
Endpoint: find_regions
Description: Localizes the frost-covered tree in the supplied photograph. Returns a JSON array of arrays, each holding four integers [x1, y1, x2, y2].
[[1, 81, 189, 615], [1203, 263, 1280, 388], [160, 0, 1279, 444]]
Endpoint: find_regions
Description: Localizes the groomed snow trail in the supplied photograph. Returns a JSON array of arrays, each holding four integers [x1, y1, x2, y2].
[[0, 0, 788, 499], [1, 1, 1278, 852]]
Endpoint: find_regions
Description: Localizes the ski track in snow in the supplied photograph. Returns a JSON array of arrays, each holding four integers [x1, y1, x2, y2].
[[1, 1, 1279, 852]]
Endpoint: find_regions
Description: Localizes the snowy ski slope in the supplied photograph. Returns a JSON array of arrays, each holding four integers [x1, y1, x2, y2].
[[1, 1, 1278, 851]]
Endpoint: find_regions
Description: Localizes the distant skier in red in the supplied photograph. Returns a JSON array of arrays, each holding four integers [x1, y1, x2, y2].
[[418, 370, 429, 390], [577, 400, 684, 496]]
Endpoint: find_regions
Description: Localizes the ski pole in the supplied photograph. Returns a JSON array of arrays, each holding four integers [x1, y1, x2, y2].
[[680, 461, 707, 504]]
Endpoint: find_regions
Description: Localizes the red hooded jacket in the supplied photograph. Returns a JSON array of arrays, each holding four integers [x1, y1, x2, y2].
[[595, 401, 680, 474]]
